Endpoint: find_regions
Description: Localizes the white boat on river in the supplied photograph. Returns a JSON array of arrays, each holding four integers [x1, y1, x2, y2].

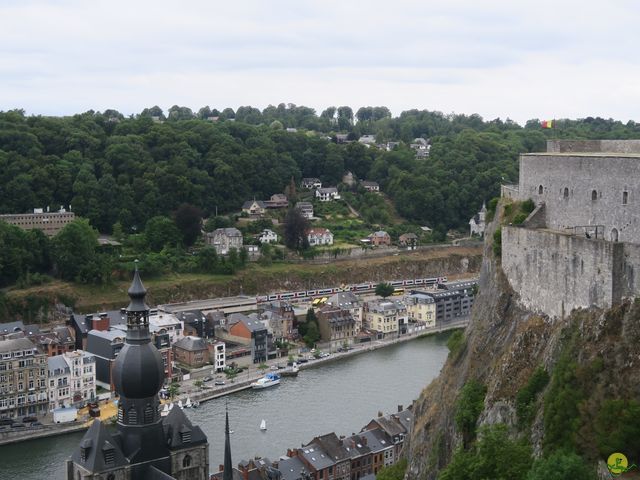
[[251, 372, 281, 389]]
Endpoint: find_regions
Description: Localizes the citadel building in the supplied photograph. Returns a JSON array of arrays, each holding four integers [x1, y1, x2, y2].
[[501, 140, 640, 318], [67, 267, 209, 479]]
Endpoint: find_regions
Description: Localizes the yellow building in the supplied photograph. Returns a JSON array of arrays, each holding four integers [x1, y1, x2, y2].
[[364, 299, 407, 337], [405, 292, 436, 327]]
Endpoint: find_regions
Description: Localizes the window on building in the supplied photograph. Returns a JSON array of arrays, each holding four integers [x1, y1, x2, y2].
[[103, 447, 115, 466], [128, 407, 137, 425], [144, 404, 154, 424], [591, 190, 598, 201], [623, 191, 628, 205], [183, 455, 192, 468], [538, 185, 543, 195], [563, 187, 569, 199]]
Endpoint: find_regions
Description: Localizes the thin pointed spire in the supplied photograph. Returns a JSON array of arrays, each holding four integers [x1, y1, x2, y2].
[[223, 404, 233, 480], [127, 260, 149, 312]]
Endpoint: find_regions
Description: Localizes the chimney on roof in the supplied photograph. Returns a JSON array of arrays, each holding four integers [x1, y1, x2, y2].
[[398, 404, 403, 412], [378, 411, 383, 417], [362, 437, 367, 446]]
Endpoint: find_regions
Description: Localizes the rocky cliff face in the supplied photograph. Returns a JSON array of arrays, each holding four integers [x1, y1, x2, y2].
[[407, 212, 640, 478]]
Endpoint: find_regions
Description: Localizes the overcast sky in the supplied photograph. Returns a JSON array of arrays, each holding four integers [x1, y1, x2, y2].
[[1, 0, 639, 124]]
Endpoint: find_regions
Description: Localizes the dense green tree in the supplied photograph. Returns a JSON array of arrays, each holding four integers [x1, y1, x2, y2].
[[526, 452, 596, 480], [284, 207, 310, 251], [173, 203, 203, 247], [52, 219, 99, 282], [375, 282, 394, 298], [455, 380, 487, 446], [144, 216, 181, 252]]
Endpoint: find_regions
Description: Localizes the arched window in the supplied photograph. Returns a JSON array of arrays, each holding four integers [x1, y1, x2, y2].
[[183, 455, 192, 468], [623, 191, 628, 205], [591, 190, 598, 201], [538, 185, 543, 195], [563, 187, 569, 199], [611, 228, 619, 242]]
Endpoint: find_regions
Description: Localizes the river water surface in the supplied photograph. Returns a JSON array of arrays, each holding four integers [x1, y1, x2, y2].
[[0, 333, 451, 479]]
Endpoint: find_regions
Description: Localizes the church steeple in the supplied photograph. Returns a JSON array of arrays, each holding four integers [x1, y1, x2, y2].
[[125, 261, 151, 344], [224, 405, 233, 480]]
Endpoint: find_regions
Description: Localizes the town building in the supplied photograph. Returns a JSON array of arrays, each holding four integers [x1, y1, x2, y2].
[[358, 135, 376, 145], [177, 309, 213, 338], [364, 299, 407, 338], [362, 406, 414, 462], [301, 178, 322, 189], [0, 207, 75, 236], [173, 336, 209, 368], [259, 229, 278, 244], [47, 350, 96, 411], [224, 313, 273, 363], [361, 181, 379, 192], [209, 341, 226, 372], [411, 281, 476, 325], [261, 301, 296, 340], [469, 202, 487, 236], [368, 231, 391, 247], [67, 268, 209, 479], [315, 187, 340, 202], [0, 337, 48, 419], [265, 193, 289, 209], [242, 200, 267, 217], [85, 329, 125, 390], [68, 310, 127, 350], [317, 305, 357, 350], [307, 433, 351, 480], [307, 228, 334, 246], [398, 233, 418, 248], [342, 171, 356, 187], [326, 292, 363, 332], [296, 201, 314, 219], [206, 227, 244, 255], [405, 292, 436, 327]]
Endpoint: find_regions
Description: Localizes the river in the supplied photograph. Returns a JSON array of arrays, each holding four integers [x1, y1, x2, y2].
[[0, 333, 451, 479]]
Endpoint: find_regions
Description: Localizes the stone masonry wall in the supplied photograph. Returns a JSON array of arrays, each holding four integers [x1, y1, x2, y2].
[[517, 153, 640, 242], [547, 139, 640, 153], [502, 226, 621, 318]]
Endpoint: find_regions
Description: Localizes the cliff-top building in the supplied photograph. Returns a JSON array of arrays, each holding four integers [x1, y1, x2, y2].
[[501, 139, 640, 318], [67, 267, 209, 479]]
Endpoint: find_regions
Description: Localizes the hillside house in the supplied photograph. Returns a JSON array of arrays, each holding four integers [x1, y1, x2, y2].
[[265, 194, 289, 209], [307, 228, 334, 246], [316, 187, 340, 202], [295, 201, 314, 219], [206, 227, 243, 255], [361, 180, 380, 192], [368, 231, 391, 247], [242, 200, 267, 216], [301, 178, 322, 189], [259, 229, 278, 244], [398, 233, 418, 247], [469, 202, 487, 236]]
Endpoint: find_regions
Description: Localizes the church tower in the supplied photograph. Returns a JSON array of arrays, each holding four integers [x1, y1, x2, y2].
[[67, 266, 209, 479]]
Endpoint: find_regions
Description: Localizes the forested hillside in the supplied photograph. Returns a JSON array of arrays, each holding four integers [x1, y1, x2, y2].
[[2, 107, 638, 234]]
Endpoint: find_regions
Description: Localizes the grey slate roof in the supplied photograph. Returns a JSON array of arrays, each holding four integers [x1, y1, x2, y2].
[[327, 292, 360, 309], [277, 456, 308, 480], [358, 429, 392, 453], [243, 200, 267, 210], [47, 355, 70, 375], [0, 320, 25, 335], [299, 444, 335, 470], [70, 420, 129, 472], [228, 313, 266, 332], [174, 336, 207, 352], [162, 405, 208, 449], [0, 336, 37, 354]]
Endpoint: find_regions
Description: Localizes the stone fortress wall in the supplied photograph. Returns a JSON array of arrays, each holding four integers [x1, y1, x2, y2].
[[502, 140, 640, 318]]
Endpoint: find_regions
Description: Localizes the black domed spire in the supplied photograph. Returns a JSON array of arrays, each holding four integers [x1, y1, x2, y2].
[[127, 261, 149, 312]]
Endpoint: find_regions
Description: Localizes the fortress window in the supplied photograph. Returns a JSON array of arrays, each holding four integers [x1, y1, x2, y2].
[[538, 185, 543, 195], [563, 187, 569, 199], [183, 455, 192, 468], [591, 190, 598, 201], [623, 191, 628, 205]]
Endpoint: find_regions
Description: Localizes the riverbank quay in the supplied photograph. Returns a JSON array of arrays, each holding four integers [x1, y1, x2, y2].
[[0, 319, 467, 446], [176, 317, 469, 406]]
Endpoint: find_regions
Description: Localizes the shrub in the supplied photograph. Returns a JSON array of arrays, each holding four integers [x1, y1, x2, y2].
[[516, 366, 549, 428], [513, 213, 528, 225], [594, 399, 640, 459], [447, 330, 466, 358], [521, 199, 536, 214], [493, 228, 502, 256], [526, 451, 596, 480], [455, 380, 487, 446]]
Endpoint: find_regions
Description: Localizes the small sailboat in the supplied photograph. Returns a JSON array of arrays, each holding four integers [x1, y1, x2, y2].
[[178, 400, 184, 409], [161, 404, 170, 417], [184, 397, 192, 408], [260, 419, 267, 431], [192, 401, 200, 408]]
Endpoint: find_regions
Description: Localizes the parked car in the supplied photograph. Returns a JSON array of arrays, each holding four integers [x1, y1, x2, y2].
[[30, 421, 43, 427], [202, 376, 213, 382], [214, 380, 225, 386], [0, 418, 14, 426], [270, 365, 279, 371], [22, 416, 37, 423], [11, 423, 26, 428]]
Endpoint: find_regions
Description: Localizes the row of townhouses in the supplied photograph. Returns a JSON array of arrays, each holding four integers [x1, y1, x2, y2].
[[212, 405, 414, 480]]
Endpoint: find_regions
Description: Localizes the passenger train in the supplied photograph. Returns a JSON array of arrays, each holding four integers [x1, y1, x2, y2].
[[256, 276, 447, 303]]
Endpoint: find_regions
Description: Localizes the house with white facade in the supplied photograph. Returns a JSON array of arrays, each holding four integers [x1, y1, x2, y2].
[[296, 202, 314, 219], [205, 227, 243, 255], [47, 350, 96, 411], [301, 178, 322, 189], [469, 202, 487, 237], [259, 229, 278, 244], [316, 187, 340, 202], [307, 228, 334, 246]]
